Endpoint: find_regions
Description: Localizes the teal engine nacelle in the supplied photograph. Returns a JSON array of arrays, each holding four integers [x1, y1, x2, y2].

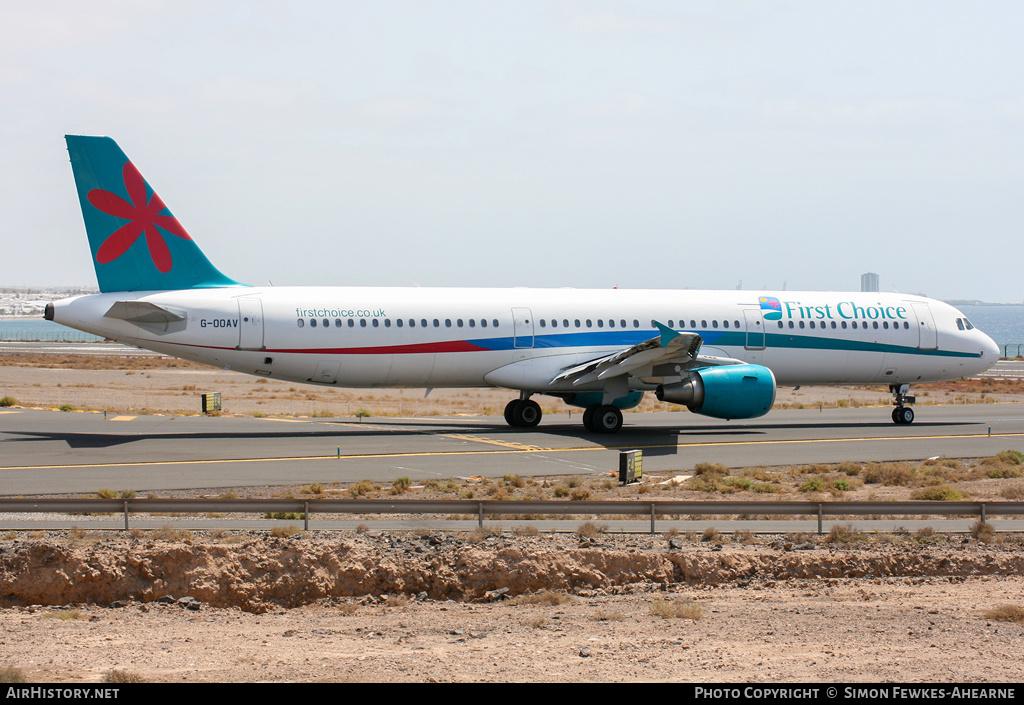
[[655, 364, 776, 420]]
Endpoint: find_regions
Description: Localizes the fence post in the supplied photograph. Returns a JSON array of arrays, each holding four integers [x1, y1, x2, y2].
[[817, 504, 823, 535], [123, 501, 129, 531], [650, 503, 655, 534], [478, 502, 484, 528], [304, 502, 309, 531], [981, 502, 987, 524]]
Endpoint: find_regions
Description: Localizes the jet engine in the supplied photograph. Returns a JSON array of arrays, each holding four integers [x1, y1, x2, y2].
[[656, 364, 776, 420]]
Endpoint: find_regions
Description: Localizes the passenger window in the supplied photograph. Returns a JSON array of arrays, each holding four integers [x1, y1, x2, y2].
[[873, 321, 879, 329], [799, 321, 805, 329], [445, 319, 452, 327], [575, 320, 581, 328], [841, 321, 847, 329], [586, 319, 592, 328], [621, 320, 627, 328], [335, 319, 342, 328], [310, 319, 318, 328], [297, 319, 305, 328], [322, 319, 329, 328], [360, 319, 367, 327], [540, 319, 546, 328], [481, 319, 488, 328], [778, 321, 784, 329], [421, 319, 428, 328], [493, 320, 499, 327], [608, 319, 615, 328], [469, 319, 476, 327], [734, 320, 740, 328], [385, 319, 392, 328], [433, 319, 440, 327], [348, 319, 355, 327], [809, 321, 815, 329], [457, 319, 464, 327], [668, 320, 674, 328], [597, 319, 604, 328], [372, 319, 379, 327]]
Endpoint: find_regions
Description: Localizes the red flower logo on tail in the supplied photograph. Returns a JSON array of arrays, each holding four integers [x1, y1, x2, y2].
[[87, 161, 192, 273]]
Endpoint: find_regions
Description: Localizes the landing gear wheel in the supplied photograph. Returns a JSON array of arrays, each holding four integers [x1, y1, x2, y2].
[[582, 406, 597, 432], [503, 400, 519, 427], [504, 399, 542, 428], [593, 405, 623, 434], [892, 406, 915, 425], [513, 399, 542, 428], [889, 384, 916, 425]]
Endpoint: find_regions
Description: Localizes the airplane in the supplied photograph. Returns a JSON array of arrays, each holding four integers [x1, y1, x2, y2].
[[46, 136, 1000, 433]]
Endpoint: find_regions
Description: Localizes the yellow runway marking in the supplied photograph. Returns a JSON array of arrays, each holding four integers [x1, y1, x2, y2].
[[443, 433, 547, 451], [2, 430, 1022, 472], [108, 416, 135, 421]]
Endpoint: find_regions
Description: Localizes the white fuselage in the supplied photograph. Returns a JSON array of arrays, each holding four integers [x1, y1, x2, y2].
[[49, 287, 999, 395]]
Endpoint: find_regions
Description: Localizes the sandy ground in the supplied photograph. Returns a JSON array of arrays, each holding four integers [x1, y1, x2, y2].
[[1, 533, 1023, 684]]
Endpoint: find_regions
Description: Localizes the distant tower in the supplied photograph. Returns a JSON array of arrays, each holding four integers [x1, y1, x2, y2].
[[861, 272, 879, 292]]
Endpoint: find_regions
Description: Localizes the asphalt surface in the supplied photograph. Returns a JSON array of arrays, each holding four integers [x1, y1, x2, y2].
[[2, 403, 1024, 497]]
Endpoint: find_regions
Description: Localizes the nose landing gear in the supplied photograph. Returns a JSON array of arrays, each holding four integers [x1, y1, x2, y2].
[[890, 384, 916, 425]]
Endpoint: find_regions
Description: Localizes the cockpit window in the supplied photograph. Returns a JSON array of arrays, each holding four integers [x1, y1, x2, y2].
[[964, 318, 975, 330], [956, 318, 965, 331]]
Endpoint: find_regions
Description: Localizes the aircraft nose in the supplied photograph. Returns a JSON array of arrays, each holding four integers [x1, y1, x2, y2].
[[979, 332, 1000, 366]]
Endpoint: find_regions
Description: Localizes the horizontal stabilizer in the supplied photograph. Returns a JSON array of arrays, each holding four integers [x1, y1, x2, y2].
[[104, 301, 186, 324]]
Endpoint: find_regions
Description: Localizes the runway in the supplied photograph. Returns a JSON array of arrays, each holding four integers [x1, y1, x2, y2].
[[3, 403, 1024, 496]]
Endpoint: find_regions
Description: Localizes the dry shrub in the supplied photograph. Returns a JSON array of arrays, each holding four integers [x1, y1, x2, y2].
[[863, 463, 915, 486], [984, 604, 1024, 623], [576, 521, 607, 539], [649, 597, 705, 620], [971, 521, 996, 543], [911, 485, 965, 501], [827, 523, 866, 543], [511, 590, 573, 606]]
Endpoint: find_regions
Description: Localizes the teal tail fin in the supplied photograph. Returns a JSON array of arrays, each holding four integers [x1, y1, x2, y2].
[[65, 135, 244, 293]]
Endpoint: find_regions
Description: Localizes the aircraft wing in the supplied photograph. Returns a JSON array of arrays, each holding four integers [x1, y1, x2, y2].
[[550, 322, 742, 387]]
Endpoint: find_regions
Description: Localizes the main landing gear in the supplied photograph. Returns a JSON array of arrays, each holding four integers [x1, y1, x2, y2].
[[504, 397, 542, 428], [503, 396, 625, 433], [890, 384, 916, 425], [582, 405, 623, 434]]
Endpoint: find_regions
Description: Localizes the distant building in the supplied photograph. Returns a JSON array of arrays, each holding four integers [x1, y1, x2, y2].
[[861, 272, 879, 292]]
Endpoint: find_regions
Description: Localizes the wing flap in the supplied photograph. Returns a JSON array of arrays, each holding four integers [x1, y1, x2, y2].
[[551, 322, 705, 386]]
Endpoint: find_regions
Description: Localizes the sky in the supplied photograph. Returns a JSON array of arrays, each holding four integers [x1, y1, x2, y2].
[[2, 1, 1023, 301]]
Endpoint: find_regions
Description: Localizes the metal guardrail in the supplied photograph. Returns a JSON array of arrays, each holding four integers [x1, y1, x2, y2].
[[2, 498, 1022, 534]]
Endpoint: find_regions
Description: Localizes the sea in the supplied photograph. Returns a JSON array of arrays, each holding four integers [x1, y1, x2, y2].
[[2, 303, 1024, 354]]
